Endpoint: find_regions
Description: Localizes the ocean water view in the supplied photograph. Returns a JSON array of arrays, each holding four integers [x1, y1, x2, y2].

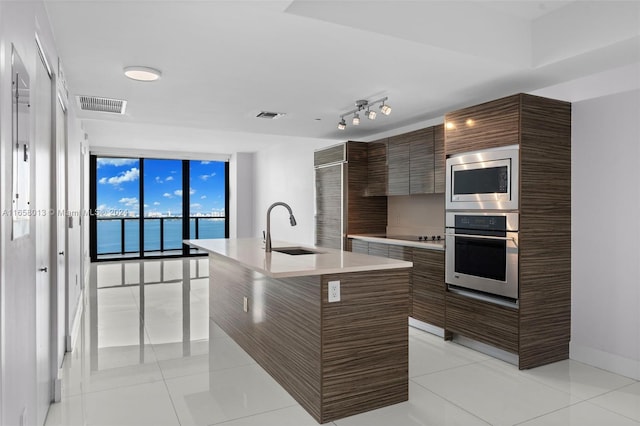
[[97, 217, 225, 254]]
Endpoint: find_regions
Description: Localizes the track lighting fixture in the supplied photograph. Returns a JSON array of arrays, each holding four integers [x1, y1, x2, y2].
[[337, 97, 390, 130]]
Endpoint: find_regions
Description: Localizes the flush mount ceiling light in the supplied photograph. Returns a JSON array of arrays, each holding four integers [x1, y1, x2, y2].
[[337, 97, 390, 130], [124, 66, 162, 82]]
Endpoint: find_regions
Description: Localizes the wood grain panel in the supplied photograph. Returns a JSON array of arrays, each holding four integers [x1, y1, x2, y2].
[[409, 128, 435, 194], [315, 164, 343, 249], [387, 134, 411, 195], [518, 94, 571, 369], [314, 144, 345, 166], [346, 142, 387, 238], [350, 239, 368, 254], [321, 269, 410, 421], [388, 245, 413, 317], [433, 124, 445, 194], [445, 291, 519, 353], [209, 254, 323, 420], [366, 138, 388, 196], [444, 94, 521, 156], [368, 242, 389, 258], [412, 248, 445, 328]]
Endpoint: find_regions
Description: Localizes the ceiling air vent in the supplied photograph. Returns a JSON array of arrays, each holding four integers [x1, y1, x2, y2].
[[256, 111, 285, 119], [77, 95, 127, 114]]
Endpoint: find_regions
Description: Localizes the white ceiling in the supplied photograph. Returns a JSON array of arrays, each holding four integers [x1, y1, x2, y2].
[[44, 0, 640, 153]]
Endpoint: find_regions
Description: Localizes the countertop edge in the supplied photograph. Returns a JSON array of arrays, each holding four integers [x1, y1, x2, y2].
[[348, 234, 446, 251], [185, 238, 413, 278]]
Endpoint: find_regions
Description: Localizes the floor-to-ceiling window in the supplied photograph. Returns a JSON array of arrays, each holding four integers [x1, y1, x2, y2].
[[90, 155, 228, 261]]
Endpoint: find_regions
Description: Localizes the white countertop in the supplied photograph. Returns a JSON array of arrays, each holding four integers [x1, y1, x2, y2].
[[185, 238, 413, 278], [349, 234, 446, 251]]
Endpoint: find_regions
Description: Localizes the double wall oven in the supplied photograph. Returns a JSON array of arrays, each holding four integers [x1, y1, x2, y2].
[[445, 146, 519, 305]]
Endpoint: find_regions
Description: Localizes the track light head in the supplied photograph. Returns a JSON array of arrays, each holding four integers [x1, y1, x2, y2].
[[337, 118, 346, 130], [380, 102, 392, 116], [366, 109, 377, 120], [352, 113, 360, 126]]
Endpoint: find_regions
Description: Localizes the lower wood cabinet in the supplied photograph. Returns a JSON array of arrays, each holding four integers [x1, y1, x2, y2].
[[349, 239, 445, 328], [412, 248, 445, 328], [445, 291, 519, 353]]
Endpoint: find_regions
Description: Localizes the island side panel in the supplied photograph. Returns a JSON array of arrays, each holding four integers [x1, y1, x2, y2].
[[208, 254, 323, 421], [320, 268, 410, 422]]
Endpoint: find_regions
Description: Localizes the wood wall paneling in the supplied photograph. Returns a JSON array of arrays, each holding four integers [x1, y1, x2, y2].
[[444, 94, 521, 156]]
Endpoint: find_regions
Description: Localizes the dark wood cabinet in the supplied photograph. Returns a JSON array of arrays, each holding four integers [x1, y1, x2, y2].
[[412, 248, 445, 328], [315, 143, 387, 250], [444, 94, 521, 156], [433, 124, 445, 194], [387, 135, 411, 196], [409, 128, 435, 194], [366, 138, 388, 196], [443, 93, 572, 369]]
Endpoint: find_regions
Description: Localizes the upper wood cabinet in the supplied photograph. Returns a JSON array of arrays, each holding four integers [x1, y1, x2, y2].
[[444, 94, 520, 156], [433, 124, 445, 194], [366, 138, 388, 196], [383, 125, 444, 196]]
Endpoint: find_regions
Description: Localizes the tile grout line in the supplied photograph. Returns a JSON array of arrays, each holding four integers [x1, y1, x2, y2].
[[581, 382, 640, 424], [409, 378, 493, 425], [205, 403, 300, 426]]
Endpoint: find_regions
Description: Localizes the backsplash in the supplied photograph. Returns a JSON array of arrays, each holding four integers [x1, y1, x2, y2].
[[386, 194, 445, 237]]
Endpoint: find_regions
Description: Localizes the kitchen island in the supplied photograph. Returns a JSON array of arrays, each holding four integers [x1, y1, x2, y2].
[[185, 238, 412, 424]]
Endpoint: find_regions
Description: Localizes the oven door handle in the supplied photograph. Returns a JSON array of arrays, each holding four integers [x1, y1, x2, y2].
[[445, 232, 518, 247]]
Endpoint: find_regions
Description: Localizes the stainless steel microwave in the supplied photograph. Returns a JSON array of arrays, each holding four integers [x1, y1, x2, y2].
[[445, 146, 519, 211]]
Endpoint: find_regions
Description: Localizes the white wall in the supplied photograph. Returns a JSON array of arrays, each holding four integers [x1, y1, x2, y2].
[[229, 153, 255, 239], [253, 139, 335, 245], [570, 89, 640, 379]]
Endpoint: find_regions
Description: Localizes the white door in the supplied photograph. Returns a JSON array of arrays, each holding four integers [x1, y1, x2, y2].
[[34, 43, 53, 425]]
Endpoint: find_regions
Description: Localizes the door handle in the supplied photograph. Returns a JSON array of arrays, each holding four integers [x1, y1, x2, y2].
[[39, 267, 48, 273], [58, 251, 64, 255]]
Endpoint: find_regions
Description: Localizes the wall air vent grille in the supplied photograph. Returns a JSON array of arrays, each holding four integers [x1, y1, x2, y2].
[[256, 111, 285, 119], [77, 95, 127, 114]]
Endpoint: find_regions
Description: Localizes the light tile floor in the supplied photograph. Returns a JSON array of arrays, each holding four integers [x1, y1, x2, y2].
[[45, 258, 640, 426]]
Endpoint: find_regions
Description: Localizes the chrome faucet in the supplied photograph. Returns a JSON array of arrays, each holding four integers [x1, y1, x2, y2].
[[265, 202, 297, 252]]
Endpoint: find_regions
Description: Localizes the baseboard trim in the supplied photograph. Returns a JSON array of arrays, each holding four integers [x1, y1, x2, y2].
[[408, 317, 445, 337], [570, 342, 640, 380]]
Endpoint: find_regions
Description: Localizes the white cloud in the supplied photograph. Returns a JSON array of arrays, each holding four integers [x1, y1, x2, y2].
[[165, 176, 174, 181], [174, 190, 183, 197], [99, 167, 140, 185], [200, 172, 216, 181], [97, 158, 137, 168], [190, 203, 202, 209], [118, 197, 138, 207], [153, 201, 161, 206], [163, 193, 173, 198], [200, 161, 210, 164], [200, 195, 207, 199], [144, 204, 149, 208], [190, 188, 196, 195], [155, 176, 163, 183]]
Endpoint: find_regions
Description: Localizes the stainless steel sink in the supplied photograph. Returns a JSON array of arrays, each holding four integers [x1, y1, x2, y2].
[[272, 247, 324, 256]]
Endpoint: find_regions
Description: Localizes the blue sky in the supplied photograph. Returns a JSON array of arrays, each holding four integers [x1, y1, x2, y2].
[[96, 157, 226, 217]]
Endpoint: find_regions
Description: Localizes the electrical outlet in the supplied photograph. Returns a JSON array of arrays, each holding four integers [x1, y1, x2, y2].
[[328, 280, 340, 303]]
